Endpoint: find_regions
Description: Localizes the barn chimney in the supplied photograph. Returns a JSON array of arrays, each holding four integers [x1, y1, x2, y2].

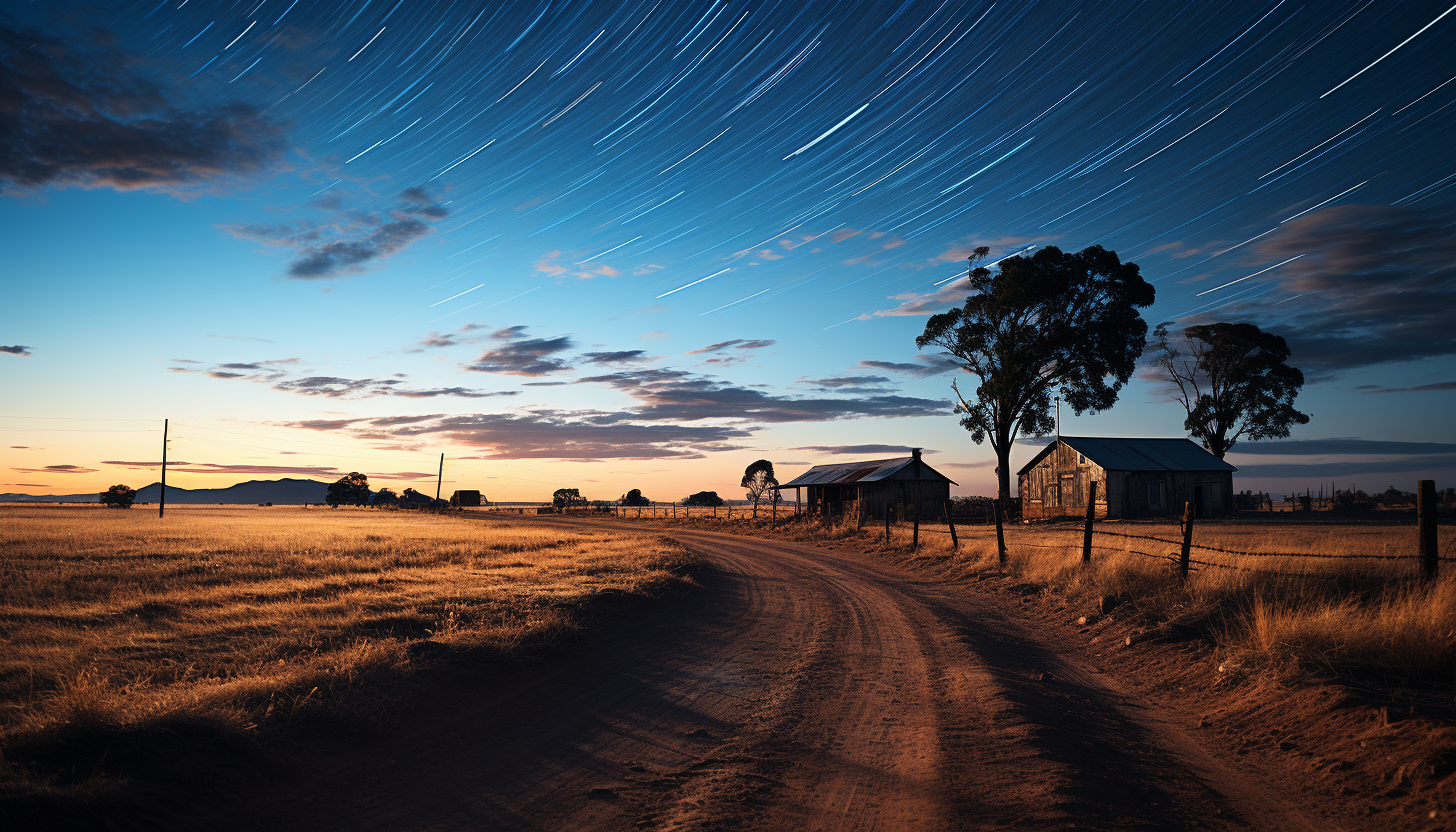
[[911, 447, 923, 478]]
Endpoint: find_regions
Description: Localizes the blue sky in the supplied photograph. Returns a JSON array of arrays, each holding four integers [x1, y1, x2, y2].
[[3, 0, 1455, 501]]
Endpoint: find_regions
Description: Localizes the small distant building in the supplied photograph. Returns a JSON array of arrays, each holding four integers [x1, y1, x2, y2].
[[1017, 436, 1236, 520], [779, 448, 956, 521], [450, 489, 482, 507]]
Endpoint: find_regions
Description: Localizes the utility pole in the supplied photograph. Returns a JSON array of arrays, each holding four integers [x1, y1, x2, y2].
[[435, 453, 444, 502], [1055, 396, 1061, 440], [159, 418, 168, 518]]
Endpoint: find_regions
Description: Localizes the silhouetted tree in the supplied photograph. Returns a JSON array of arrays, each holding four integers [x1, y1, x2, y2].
[[373, 487, 398, 507], [326, 472, 370, 507], [682, 490, 725, 507], [552, 488, 585, 510], [741, 460, 777, 517], [916, 245, 1155, 502], [1152, 322, 1309, 459], [99, 484, 136, 508], [621, 488, 650, 506]]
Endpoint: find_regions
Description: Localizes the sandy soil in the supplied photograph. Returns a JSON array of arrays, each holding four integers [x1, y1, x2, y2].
[[192, 519, 1375, 831]]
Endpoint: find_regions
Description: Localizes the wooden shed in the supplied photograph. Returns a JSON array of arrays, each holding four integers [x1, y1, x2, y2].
[[1017, 436, 1236, 520], [779, 448, 956, 521], [450, 489, 482, 507]]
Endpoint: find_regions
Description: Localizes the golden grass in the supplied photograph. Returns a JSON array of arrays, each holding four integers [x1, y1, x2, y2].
[[911, 518, 1456, 680], [0, 505, 694, 747], [625, 509, 1456, 682]]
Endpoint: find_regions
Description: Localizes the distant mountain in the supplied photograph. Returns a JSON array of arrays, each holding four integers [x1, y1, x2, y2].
[[0, 478, 330, 505]]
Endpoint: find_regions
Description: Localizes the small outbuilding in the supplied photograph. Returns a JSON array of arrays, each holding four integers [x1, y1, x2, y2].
[[779, 448, 956, 521], [450, 489, 482, 507], [1017, 436, 1236, 520]]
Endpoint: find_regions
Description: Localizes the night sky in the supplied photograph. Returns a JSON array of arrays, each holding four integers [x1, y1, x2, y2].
[[3, 0, 1455, 500]]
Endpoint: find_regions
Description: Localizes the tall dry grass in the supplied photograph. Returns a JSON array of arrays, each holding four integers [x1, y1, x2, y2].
[[631, 509, 1456, 682], [0, 506, 695, 777], [899, 517, 1456, 681]]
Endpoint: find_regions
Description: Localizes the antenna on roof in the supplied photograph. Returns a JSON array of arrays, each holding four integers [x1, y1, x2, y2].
[[1055, 396, 1061, 441]]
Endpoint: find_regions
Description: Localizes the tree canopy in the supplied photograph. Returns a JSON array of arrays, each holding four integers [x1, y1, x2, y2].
[[682, 490, 725, 507], [99, 484, 136, 508], [553, 487, 586, 509], [741, 459, 778, 517], [621, 488, 650, 506], [916, 245, 1155, 501], [326, 472, 370, 507], [373, 487, 398, 507], [1152, 321, 1309, 459]]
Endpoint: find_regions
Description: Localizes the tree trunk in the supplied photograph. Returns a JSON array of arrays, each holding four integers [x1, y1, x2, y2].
[[995, 442, 1013, 505]]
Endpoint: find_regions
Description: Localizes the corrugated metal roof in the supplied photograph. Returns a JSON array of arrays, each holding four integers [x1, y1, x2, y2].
[[780, 456, 957, 487], [1016, 436, 1237, 475]]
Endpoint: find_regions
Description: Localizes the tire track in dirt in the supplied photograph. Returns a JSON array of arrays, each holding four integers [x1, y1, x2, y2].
[[204, 519, 1320, 831]]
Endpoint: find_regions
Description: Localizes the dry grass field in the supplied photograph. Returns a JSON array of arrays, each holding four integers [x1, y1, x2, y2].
[[622, 510, 1456, 683], [0, 505, 696, 813]]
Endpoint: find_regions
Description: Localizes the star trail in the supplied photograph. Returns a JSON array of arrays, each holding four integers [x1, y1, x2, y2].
[[3, 0, 1455, 497]]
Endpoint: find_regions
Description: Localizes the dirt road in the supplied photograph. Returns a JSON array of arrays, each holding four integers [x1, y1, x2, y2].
[[216, 521, 1329, 831]]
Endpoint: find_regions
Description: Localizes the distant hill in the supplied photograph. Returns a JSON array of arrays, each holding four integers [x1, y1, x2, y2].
[[0, 478, 330, 505]]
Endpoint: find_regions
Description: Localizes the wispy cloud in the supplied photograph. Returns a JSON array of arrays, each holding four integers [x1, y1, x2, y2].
[[226, 187, 449, 279], [0, 345, 33, 356], [857, 356, 960, 378]]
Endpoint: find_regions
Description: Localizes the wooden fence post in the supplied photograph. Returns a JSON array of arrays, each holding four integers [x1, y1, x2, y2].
[[1082, 480, 1097, 564], [1419, 479, 1438, 581], [995, 499, 1007, 567], [945, 500, 958, 550], [910, 501, 919, 551], [772, 496, 777, 526], [885, 510, 891, 545], [1180, 501, 1194, 580]]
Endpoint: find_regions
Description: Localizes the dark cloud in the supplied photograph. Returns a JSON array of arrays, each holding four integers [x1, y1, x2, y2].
[[577, 368, 947, 423], [0, 25, 286, 192], [467, 327, 575, 376], [857, 356, 961, 378], [11, 464, 97, 473], [399, 186, 448, 218], [790, 445, 938, 455], [1357, 380, 1456, 394], [1, 345, 33, 356], [1226, 439, 1456, 456], [684, 339, 776, 355], [1198, 205, 1456, 375], [289, 411, 752, 461], [229, 187, 448, 279], [286, 218, 432, 278], [803, 375, 892, 388], [580, 350, 648, 365]]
